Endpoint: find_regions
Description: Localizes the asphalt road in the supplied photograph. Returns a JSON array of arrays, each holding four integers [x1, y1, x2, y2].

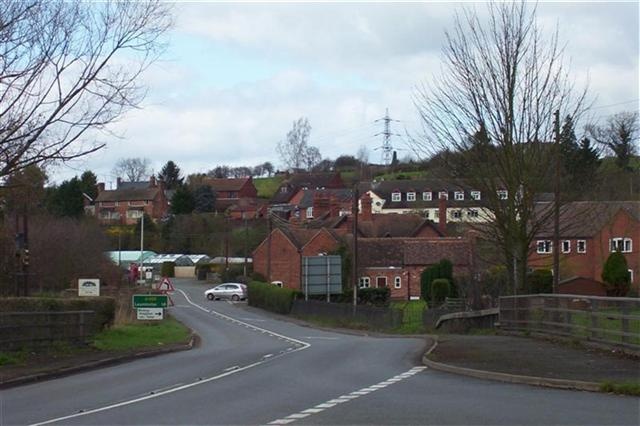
[[1, 279, 638, 425]]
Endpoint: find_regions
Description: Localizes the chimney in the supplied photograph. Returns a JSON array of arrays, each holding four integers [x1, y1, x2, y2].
[[97, 182, 105, 193], [116, 177, 122, 188], [149, 175, 156, 187], [360, 193, 373, 222], [438, 194, 447, 235], [329, 194, 340, 218]]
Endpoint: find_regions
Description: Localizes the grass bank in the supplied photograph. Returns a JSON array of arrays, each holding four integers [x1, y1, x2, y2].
[[600, 380, 640, 396], [92, 316, 191, 351]]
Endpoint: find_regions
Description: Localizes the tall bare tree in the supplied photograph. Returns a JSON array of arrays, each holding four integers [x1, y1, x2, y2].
[[0, 1, 171, 181], [588, 111, 638, 170], [277, 117, 321, 171], [113, 157, 151, 182], [412, 2, 588, 290]]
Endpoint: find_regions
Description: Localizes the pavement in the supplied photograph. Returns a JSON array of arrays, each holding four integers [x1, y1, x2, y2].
[[1, 306, 638, 393]]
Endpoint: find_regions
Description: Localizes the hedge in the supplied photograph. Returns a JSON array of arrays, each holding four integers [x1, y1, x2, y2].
[[0, 297, 116, 332], [247, 281, 298, 314], [161, 261, 175, 277], [341, 287, 390, 307], [431, 279, 450, 305]]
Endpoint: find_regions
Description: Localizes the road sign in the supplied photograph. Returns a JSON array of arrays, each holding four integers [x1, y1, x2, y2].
[[132, 294, 168, 308], [78, 279, 100, 297], [136, 307, 164, 320]]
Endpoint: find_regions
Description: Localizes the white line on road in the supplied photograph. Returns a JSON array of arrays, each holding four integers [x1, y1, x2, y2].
[[267, 366, 427, 425], [301, 336, 340, 340], [30, 289, 311, 426]]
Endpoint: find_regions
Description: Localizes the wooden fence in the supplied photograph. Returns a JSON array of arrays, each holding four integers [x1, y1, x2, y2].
[[0, 311, 96, 350], [499, 294, 640, 352]]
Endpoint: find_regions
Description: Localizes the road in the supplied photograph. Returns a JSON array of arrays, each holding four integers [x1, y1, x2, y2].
[[1, 279, 638, 425]]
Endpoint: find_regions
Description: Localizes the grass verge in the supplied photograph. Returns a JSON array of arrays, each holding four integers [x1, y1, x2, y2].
[[600, 381, 640, 396], [391, 300, 427, 334], [92, 316, 191, 351]]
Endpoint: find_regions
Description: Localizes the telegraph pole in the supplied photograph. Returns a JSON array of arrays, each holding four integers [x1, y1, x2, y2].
[[267, 212, 272, 282], [352, 186, 359, 313], [553, 109, 561, 294]]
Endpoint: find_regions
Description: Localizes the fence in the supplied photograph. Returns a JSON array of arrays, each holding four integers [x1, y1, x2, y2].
[[0, 311, 96, 350], [499, 294, 640, 352], [291, 300, 402, 331]]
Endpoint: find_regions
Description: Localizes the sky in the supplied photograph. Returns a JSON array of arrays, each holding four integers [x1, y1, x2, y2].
[[52, 1, 640, 187]]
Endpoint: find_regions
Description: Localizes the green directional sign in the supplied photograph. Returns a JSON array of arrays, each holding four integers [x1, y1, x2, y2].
[[132, 294, 168, 308]]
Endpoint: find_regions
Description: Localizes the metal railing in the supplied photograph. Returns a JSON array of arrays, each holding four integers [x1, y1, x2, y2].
[[499, 294, 640, 352], [0, 311, 96, 350]]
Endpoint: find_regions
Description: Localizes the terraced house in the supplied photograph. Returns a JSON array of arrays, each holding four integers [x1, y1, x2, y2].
[[93, 177, 168, 225]]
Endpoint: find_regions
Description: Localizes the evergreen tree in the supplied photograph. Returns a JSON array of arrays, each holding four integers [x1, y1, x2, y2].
[[171, 185, 195, 214], [158, 161, 183, 190], [193, 185, 216, 213], [79, 170, 98, 200], [602, 251, 631, 297], [49, 177, 84, 217]]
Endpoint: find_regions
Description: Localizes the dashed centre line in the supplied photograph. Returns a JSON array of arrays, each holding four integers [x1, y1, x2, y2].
[[267, 366, 427, 425]]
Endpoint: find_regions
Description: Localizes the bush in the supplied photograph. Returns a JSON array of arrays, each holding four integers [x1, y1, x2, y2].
[[250, 271, 266, 282], [602, 251, 631, 296], [527, 269, 553, 293], [421, 259, 454, 302], [247, 281, 298, 314], [431, 279, 450, 305], [0, 297, 116, 332], [161, 262, 175, 277], [358, 287, 390, 307]]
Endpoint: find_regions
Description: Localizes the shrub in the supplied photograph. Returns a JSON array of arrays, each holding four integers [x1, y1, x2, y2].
[[602, 251, 631, 296], [431, 279, 450, 305], [161, 262, 175, 277], [250, 271, 266, 282], [247, 281, 297, 314], [358, 287, 390, 307], [421, 259, 454, 302], [527, 269, 553, 293]]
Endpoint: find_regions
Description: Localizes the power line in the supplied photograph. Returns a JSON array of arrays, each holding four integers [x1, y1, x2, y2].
[[590, 99, 639, 110], [374, 108, 401, 165]]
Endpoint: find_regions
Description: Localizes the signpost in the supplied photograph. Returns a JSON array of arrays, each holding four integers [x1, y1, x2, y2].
[[132, 294, 168, 308], [78, 279, 100, 297], [136, 307, 164, 320]]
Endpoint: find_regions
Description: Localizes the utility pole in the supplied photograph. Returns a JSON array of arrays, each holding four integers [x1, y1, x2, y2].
[[351, 186, 359, 313], [374, 108, 400, 166], [243, 216, 248, 277], [553, 109, 561, 294], [139, 213, 144, 284], [267, 212, 272, 282]]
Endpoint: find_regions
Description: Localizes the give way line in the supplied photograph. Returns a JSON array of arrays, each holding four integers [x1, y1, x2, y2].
[[30, 289, 310, 426]]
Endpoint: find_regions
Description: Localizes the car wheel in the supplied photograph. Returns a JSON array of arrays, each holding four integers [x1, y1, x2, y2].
[[207, 294, 214, 301], [231, 294, 240, 302]]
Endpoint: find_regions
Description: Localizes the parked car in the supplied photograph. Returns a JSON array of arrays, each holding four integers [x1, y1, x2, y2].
[[204, 283, 247, 301]]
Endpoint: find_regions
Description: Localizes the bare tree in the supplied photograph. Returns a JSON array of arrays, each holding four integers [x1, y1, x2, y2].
[[0, 1, 172, 181], [588, 111, 638, 170], [411, 2, 588, 290], [113, 157, 151, 182], [277, 117, 322, 171]]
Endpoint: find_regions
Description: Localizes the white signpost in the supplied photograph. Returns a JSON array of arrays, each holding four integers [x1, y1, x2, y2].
[[78, 279, 100, 297], [136, 307, 164, 320]]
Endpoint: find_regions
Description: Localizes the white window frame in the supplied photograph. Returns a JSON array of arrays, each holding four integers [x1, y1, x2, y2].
[[610, 237, 633, 253], [407, 192, 416, 202], [470, 191, 481, 201], [561, 240, 571, 254], [359, 277, 371, 288], [454, 191, 464, 201], [497, 190, 508, 200], [391, 192, 401, 202], [394, 276, 402, 289], [468, 209, 479, 218], [438, 191, 448, 200], [306, 207, 313, 219], [577, 240, 586, 254], [423, 192, 432, 201], [452, 210, 462, 219], [536, 240, 552, 254]]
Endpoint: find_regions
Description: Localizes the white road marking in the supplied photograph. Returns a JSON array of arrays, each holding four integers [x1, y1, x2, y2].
[[30, 289, 310, 426], [223, 366, 239, 372], [301, 336, 339, 340], [267, 366, 427, 425]]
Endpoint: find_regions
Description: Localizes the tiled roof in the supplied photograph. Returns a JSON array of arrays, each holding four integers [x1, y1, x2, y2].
[[358, 239, 405, 267], [118, 181, 150, 190], [368, 178, 485, 209], [358, 237, 471, 268], [204, 177, 251, 192], [298, 188, 353, 208], [95, 187, 160, 202], [271, 173, 345, 204], [357, 214, 440, 238]]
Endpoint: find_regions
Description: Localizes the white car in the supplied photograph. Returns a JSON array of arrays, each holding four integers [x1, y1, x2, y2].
[[205, 283, 247, 301]]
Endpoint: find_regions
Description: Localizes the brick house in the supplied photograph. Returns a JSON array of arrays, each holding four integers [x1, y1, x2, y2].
[[270, 172, 346, 218], [93, 177, 168, 225], [528, 201, 639, 294], [203, 177, 258, 213]]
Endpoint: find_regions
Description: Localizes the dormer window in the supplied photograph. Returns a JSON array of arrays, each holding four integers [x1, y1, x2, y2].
[[497, 190, 508, 200], [391, 191, 401, 202], [280, 187, 288, 193], [407, 192, 416, 202], [454, 191, 464, 201], [470, 191, 481, 200], [438, 191, 448, 200], [423, 191, 432, 201]]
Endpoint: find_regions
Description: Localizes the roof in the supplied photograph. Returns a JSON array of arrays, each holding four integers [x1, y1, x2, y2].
[[357, 214, 442, 238], [204, 177, 252, 192], [367, 178, 487, 209], [96, 186, 160, 202], [358, 239, 405, 267], [118, 181, 150, 190], [358, 237, 471, 268], [534, 201, 640, 238], [298, 188, 353, 208], [271, 172, 345, 204], [106, 251, 157, 264]]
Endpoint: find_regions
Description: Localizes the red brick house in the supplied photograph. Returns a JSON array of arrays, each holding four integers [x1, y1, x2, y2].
[[528, 201, 639, 294], [270, 173, 346, 218], [203, 177, 258, 213], [93, 177, 168, 225]]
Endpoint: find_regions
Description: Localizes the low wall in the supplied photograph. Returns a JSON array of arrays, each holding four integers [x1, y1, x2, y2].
[[435, 308, 500, 333], [174, 266, 196, 278]]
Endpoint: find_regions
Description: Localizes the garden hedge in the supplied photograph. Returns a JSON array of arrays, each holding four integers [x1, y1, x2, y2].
[[247, 281, 298, 314]]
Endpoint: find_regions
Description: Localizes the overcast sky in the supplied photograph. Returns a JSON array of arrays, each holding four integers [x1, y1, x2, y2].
[[52, 1, 639, 187]]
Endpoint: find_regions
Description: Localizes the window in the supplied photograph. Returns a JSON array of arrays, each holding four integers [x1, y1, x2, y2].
[[394, 276, 402, 289], [610, 238, 633, 253], [536, 240, 552, 254], [452, 210, 462, 219], [497, 190, 508, 200], [454, 191, 464, 201], [306, 207, 313, 219], [562, 240, 571, 253], [577, 240, 586, 253], [423, 192, 432, 201], [359, 277, 370, 288], [470, 191, 481, 200], [438, 191, 448, 200], [391, 192, 401, 202], [468, 209, 479, 218], [280, 187, 288, 193], [127, 210, 143, 219], [424, 210, 430, 219], [407, 192, 416, 202]]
